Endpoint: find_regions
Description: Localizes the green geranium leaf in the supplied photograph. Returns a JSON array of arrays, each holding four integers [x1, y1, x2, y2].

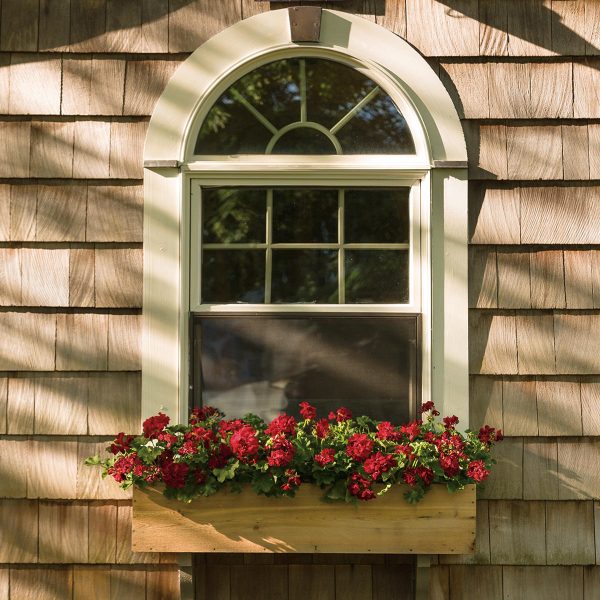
[[404, 487, 425, 504], [446, 479, 464, 493], [199, 479, 218, 496], [252, 473, 274, 495], [313, 470, 337, 487], [325, 479, 347, 501], [213, 460, 239, 483]]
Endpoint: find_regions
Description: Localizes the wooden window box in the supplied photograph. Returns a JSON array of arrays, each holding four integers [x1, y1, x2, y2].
[[132, 484, 475, 554]]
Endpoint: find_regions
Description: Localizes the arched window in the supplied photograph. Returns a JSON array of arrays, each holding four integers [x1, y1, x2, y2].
[[142, 9, 468, 430], [194, 56, 416, 156]]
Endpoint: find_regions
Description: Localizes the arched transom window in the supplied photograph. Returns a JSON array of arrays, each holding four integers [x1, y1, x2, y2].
[[195, 57, 415, 156]]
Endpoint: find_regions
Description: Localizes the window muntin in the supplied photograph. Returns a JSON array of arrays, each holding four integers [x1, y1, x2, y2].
[[194, 57, 416, 156], [194, 186, 415, 306]]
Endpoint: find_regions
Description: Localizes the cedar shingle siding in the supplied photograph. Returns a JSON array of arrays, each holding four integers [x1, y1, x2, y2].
[[1, 1, 599, 598]]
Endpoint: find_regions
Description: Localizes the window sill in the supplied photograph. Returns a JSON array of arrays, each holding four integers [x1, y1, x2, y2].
[[132, 484, 475, 554]]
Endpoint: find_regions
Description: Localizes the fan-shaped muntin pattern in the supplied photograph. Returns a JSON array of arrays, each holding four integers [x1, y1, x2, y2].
[[195, 57, 416, 156]]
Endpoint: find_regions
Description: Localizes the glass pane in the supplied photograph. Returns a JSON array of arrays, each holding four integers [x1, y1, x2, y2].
[[195, 59, 300, 155], [202, 250, 265, 303], [337, 94, 415, 154], [305, 58, 377, 130], [194, 92, 273, 154], [271, 250, 338, 303], [194, 316, 418, 423], [270, 127, 337, 154], [202, 188, 266, 244], [345, 189, 410, 244], [345, 250, 409, 303], [273, 189, 338, 243], [195, 57, 415, 155]]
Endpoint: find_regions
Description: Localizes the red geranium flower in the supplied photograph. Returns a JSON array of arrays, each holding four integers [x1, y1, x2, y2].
[[314, 448, 336, 466], [157, 432, 178, 449], [110, 432, 135, 455], [376, 421, 402, 441], [179, 440, 197, 455], [439, 452, 460, 477], [403, 467, 418, 487], [265, 414, 297, 437], [329, 407, 352, 422], [299, 402, 317, 421], [395, 444, 415, 462], [346, 433, 374, 462], [443, 415, 459, 429], [400, 421, 421, 441], [420, 401, 440, 416], [315, 418, 330, 439], [467, 459, 490, 482], [348, 472, 375, 501], [108, 454, 138, 482], [363, 452, 397, 480], [189, 406, 218, 424], [281, 468, 301, 491], [208, 443, 233, 469], [416, 466, 434, 486], [230, 425, 259, 461], [161, 461, 189, 489], [478, 425, 503, 444], [185, 426, 215, 447], [267, 436, 295, 467], [219, 419, 245, 435], [142, 412, 170, 439]]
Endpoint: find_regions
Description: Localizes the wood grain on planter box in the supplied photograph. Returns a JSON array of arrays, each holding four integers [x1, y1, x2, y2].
[[133, 484, 476, 554]]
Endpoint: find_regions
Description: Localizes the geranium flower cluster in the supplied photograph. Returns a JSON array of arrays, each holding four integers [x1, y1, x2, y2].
[[86, 401, 502, 504]]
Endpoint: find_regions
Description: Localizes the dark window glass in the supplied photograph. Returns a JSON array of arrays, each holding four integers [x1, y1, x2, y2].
[[345, 189, 410, 244], [345, 250, 409, 303], [202, 250, 265, 303], [273, 189, 338, 243], [202, 188, 266, 244], [336, 94, 415, 154], [195, 91, 273, 155], [193, 316, 419, 423], [271, 250, 338, 303], [305, 58, 378, 130], [270, 127, 337, 154]]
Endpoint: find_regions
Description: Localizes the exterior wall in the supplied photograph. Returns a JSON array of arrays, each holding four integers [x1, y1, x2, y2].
[[0, 1, 599, 598]]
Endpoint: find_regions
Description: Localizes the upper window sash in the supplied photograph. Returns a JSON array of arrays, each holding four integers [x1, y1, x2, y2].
[[189, 178, 422, 314]]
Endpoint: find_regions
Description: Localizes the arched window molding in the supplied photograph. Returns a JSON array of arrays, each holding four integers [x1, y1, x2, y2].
[[142, 8, 468, 428]]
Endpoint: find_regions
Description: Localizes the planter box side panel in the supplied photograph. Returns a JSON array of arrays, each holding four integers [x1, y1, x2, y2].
[[132, 484, 476, 554]]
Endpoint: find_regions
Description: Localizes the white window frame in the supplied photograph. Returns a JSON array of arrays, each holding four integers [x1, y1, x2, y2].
[[142, 9, 468, 429]]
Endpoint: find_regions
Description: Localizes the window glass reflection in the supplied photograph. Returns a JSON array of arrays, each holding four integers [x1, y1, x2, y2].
[[345, 250, 409, 303], [195, 57, 415, 155], [273, 189, 338, 243], [194, 316, 418, 423], [202, 250, 265, 303], [345, 189, 410, 244], [271, 250, 338, 303], [203, 188, 266, 244]]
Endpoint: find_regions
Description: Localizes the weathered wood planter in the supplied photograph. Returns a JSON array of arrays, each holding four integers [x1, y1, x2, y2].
[[132, 484, 475, 554]]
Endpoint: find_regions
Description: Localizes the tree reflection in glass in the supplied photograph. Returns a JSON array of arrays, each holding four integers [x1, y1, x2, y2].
[[195, 57, 415, 155]]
